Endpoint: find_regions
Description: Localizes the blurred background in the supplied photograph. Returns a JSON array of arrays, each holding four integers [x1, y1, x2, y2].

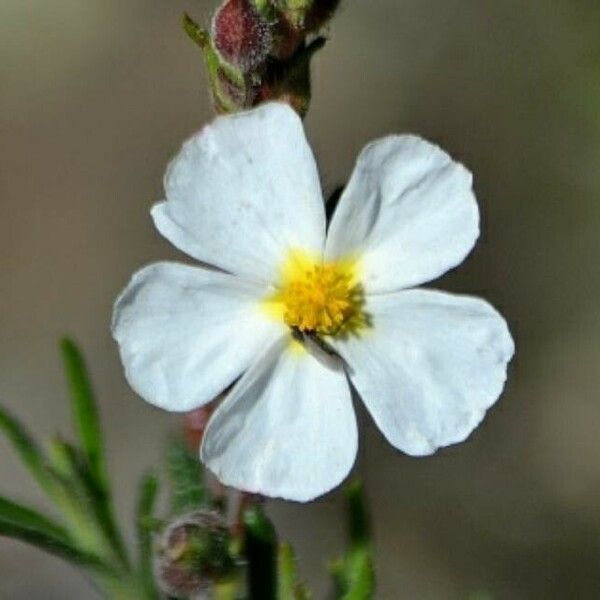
[[2, 0, 600, 597]]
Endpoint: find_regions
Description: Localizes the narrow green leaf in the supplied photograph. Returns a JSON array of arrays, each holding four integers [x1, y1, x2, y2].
[[182, 13, 209, 49], [50, 438, 129, 567], [59, 341, 128, 567], [278, 543, 312, 600], [167, 437, 206, 515], [0, 405, 54, 495], [136, 471, 159, 599], [0, 494, 69, 542], [244, 505, 277, 600], [60, 338, 106, 491], [0, 519, 108, 570], [0, 494, 109, 571], [47, 439, 113, 555]]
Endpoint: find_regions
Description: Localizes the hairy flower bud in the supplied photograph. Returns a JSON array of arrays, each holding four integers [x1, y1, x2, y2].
[[155, 511, 236, 598], [212, 0, 272, 72]]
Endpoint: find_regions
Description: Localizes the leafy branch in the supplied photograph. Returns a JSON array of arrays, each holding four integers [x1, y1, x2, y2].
[[0, 340, 375, 598], [0, 340, 145, 597]]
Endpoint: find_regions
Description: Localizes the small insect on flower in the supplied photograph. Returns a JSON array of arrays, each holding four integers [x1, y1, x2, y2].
[[112, 103, 514, 502]]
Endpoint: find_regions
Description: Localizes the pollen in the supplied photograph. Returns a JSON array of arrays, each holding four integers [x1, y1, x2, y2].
[[269, 251, 365, 336]]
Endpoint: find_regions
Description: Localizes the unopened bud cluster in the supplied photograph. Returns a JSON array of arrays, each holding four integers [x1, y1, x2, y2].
[[185, 0, 340, 115], [154, 510, 236, 598]]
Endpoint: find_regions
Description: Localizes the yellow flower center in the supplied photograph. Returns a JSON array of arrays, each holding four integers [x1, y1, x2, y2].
[[266, 250, 366, 337], [282, 263, 354, 334]]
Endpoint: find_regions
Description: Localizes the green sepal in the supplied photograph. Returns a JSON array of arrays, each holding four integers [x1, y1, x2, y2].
[[278, 0, 316, 29], [182, 12, 247, 114], [267, 0, 339, 32]]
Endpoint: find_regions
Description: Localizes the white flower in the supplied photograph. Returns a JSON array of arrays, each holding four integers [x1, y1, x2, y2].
[[112, 102, 514, 502]]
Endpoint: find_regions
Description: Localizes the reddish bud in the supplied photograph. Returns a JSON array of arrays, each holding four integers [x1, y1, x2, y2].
[[212, 0, 272, 72]]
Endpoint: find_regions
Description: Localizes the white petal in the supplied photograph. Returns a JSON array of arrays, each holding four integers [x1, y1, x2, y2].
[[201, 339, 357, 502], [153, 102, 326, 284], [330, 289, 514, 456], [325, 135, 479, 293], [112, 262, 284, 412]]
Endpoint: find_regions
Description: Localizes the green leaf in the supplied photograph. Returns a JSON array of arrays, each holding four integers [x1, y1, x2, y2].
[[0, 494, 109, 571], [59, 341, 128, 567], [136, 471, 159, 598], [60, 338, 106, 492], [182, 12, 209, 49], [244, 505, 277, 600], [0, 494, 69, 542], [48, 438, 129, 567], [0, 405, 54, 496], [278, 543, 312, 600], [167, 437, 206, 515]]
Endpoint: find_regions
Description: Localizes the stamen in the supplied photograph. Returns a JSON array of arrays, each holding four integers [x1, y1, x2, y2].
[[272, 251, 365, 336]]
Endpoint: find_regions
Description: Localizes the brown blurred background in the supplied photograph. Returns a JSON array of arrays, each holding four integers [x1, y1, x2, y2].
[[2, 0, 600, 597]]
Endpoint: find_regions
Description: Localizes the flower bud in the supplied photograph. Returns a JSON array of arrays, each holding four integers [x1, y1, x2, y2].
[[212, 0, 272, 72], [155, 510, 236, 598]]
